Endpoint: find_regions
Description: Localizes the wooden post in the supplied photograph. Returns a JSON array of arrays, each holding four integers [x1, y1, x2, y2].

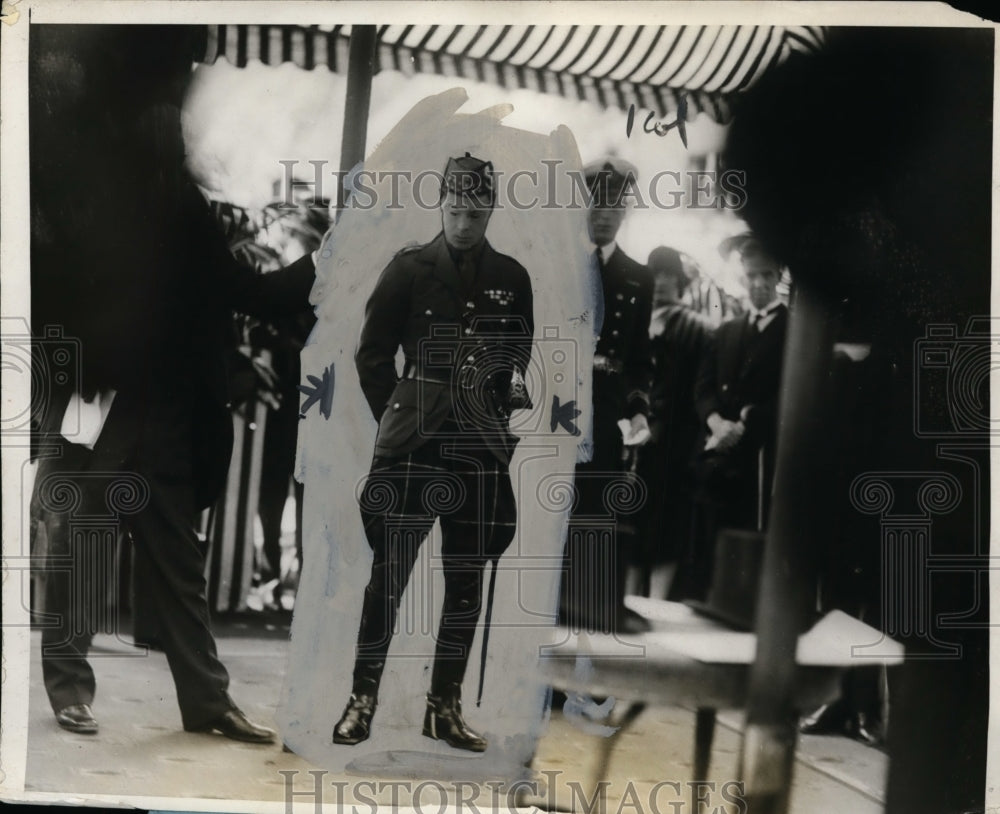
[[738, 281, 834, 813], [337, 25, 377, 214]]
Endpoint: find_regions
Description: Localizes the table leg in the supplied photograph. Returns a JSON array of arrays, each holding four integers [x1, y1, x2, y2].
[[590, 701, 647, 798], [693, 707, 717, 808]]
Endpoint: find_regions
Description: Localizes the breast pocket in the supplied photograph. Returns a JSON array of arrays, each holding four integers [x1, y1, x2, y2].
[[412, 287, 461, 342], [375, 379, 450, 454]]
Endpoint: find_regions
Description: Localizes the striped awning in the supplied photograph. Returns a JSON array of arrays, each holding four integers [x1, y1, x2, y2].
[[197, 24, 825, 122]]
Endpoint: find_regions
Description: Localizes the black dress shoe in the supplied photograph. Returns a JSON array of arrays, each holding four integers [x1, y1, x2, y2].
[[422, 685, 487, 753], [847, 712, 884, 747], [56, 704, 98, 734], [189, 708, 276, 744], [333, 694, 376, 745]]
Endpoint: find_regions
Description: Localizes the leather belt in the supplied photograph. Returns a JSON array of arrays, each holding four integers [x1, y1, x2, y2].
[[403, 367, 451, 384], [593, 354, 624, 374]]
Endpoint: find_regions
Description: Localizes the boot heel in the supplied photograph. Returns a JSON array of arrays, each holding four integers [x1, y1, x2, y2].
[[421, 688, 487, 752], [422, 708, 439, 740]]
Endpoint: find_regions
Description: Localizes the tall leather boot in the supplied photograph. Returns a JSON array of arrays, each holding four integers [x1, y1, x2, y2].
[[333, 670, 381, 745], [422, 561, 487, 752], [423, 682, 487, 752], [333, 572, 398, 745]]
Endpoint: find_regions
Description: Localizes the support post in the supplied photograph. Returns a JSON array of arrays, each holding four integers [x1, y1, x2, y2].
[[738, 281, 834, 813], [337, 25, 377, 215]]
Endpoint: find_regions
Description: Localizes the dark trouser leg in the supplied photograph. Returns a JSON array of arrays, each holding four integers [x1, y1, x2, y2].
[[423, 538, 488, 752], [40, 503, 99, 713], [125, 469, 233, 730], [335, 468, 431, 745], [671, 498, 717, 603], [257, 478, 287, 581], [429, 555, 485, 693], [258, 407, 295, 579], [35, 446, 99, 714], [351, 520, 425, 694], [293, 480, 304, 574], [558, 410, 627, 632], [420, 447, 508, 753]]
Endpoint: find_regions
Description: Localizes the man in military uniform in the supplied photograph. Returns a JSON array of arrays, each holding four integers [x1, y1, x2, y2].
[[557, 158, 654, 635], [332, 154, 534, 752]]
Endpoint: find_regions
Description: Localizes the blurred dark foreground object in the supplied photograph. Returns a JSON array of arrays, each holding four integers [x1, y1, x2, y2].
[[725, 27, 991, 814]]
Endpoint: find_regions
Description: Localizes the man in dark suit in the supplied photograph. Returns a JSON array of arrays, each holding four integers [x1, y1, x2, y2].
[[332, 154, 534, 752], [32, 184, 317, 742], [557, 158, 654, 635], [680, 236, 787, 600], [29, 25, 319, 743]]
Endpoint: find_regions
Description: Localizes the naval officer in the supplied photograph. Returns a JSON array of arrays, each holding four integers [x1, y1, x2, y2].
[[558, 157, 655, 635]]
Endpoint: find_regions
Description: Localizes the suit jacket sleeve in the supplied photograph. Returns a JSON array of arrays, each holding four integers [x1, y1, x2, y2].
[[186, 182, 317, 321], [694, 327, 721, 425], [226, 254, 317, 321], [625, 272, 654, 417], [355, 256, 409, 419]]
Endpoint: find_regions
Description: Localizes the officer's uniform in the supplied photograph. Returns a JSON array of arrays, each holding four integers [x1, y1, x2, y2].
[[335, 160, 533, 750], [587, 245, 655, 471], [558, 161, 654, 634]]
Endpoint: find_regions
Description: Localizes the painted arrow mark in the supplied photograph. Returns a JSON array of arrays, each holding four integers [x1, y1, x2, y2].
[[550, 395, 581, 436], [298, 363, 334, 420]]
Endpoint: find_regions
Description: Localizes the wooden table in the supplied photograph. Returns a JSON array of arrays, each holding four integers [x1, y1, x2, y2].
[[539, 596, 903, 807]]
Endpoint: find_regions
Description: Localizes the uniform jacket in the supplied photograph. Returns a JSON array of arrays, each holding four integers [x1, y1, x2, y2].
[[694, 303, 788, 451], [593, 246, 655, 423], [356, 232, 534, 464]]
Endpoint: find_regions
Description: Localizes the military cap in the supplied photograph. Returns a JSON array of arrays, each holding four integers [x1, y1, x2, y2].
[[583, 156, 639, 207], [441, 152, 496, 207]]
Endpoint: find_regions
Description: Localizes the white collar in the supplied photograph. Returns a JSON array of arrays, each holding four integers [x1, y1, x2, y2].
[[748, 300, 781, 321], [595, 241, 617, 262]]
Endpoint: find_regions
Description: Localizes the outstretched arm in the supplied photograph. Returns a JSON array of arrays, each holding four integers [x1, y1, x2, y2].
[[355, 258, 409, 419], [186, 183, 318, 321]]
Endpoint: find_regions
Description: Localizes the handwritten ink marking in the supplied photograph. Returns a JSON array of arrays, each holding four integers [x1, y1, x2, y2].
[[298, 363, 335, 419], [551, 395, 582, 436], [625, 95, 689, 148]]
